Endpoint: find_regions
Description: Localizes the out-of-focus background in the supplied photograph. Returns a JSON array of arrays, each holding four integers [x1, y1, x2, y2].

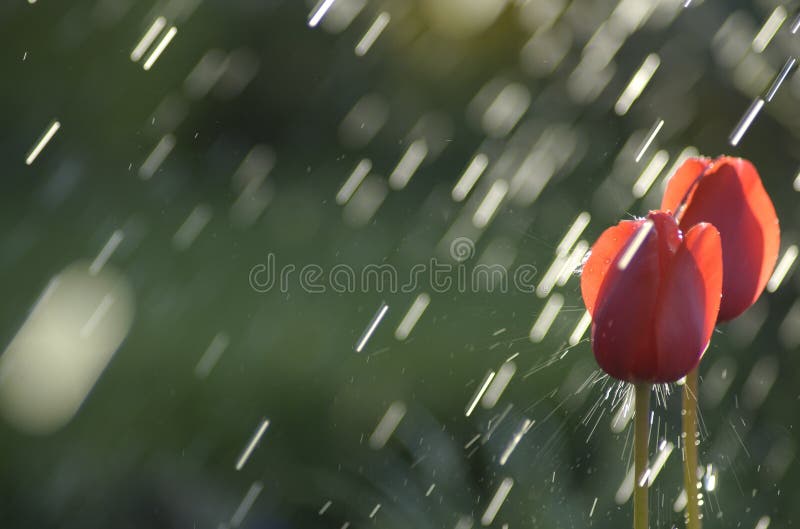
[[2, 0, 800, 527]]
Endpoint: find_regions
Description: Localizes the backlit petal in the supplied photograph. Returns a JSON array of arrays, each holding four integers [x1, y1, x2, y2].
[[660, 157, 710, 214], [678, 157, 779, 320], [647, 210, 682, 275], [580, 220, 639, 317], [589, 220, 661, 382], [653, 223, 722, 382]]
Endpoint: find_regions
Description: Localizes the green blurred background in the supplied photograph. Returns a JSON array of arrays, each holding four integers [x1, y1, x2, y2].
[[1, 0, 800, 527]]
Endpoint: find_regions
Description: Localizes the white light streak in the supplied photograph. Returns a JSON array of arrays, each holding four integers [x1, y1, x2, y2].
[[536, 253, 568, 298], [617, 442, 672, 504], [615, 464, 636, 504], [195, 332, 230, 379], [355, 302, 388, 352], [529, 293, 564, 343], [617, 220, 654, 271], [634, 119, 664, 162], [610, 390, 634, 433], [765, 58, 796, 102], [792, 12, 800, 33], [743, 356, 779, 410], [139, 134, 175, 179], [633, 150, 669, 198], [729, 97, 765, 147], [557, 240, 589, 286], [80, 294, 115, 338], [499, 418, 533, 465], [755, 516, 771, 529], [235, 418, 270, 471], [230, 482, 263, 527], [481, 361, 516, 409], [637, 468, 651, 487], [143, 26, 178, 71], [673, 489, 688, 512], [704, 465, 717, 491], [589, 497, 598, 517], [26, 120, 61, 165], [482, 403, 512, 443], [701, 358, 736, 408], [130, 17, 167, 62], [452, 153, 489, 202], [389, 139, 427, 190], [481, 478, 513, 526], [394, 293, 430, 340], [556, 212, 591, 256], [29, 278, 60, 322], [339, 93, 388, 147], [482, 83, 530, 137], [369, 401, 406, 449], [464, 433, 481, 449], [90, 229, 124, 275], [472, 179, 509, 228], [355, 12, 390, 57], [369, 504, 381, 518], [0, 265, 134, 434], [308, 0, 337, 27], [615, 53, 660, 115], [465, 371, 495, 417], [752, 6, 786, 53], [173, 204, 212, 251], [318, 500, 332, 515], [767, 245, 798, 292], [184, 49, 228, 99], [568, 310, 592, 346], [336, 159, 371, 205], [455, 517, 474, 529], [646, 441, 674, 485], [794, 170, 800, 192], [342, 175, 388, 227], [508, 147, 553, 204]]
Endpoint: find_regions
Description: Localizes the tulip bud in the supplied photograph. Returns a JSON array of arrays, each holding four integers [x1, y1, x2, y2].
[[662, 157, 780, 321], [581, 211, 723, 383]]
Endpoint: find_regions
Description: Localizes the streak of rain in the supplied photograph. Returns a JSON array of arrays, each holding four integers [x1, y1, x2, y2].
[[3, 1, 798, 527]]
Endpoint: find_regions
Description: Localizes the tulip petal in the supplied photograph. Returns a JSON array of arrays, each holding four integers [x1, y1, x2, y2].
[[589, 220, 661, 382], [678, 157, 779, 320], [660, 157, 710, 214], [654, 223, 722, 382], [580, 220, 639, 317], [648, 210, 682, 274]]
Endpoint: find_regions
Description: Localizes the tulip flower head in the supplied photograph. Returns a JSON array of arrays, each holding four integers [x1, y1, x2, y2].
[[581, 211, 723, 383], [661, 156, 780, 321]]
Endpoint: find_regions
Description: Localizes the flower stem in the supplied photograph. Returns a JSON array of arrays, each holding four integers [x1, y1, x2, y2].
[[682, 368, 701, 529], [634, 383, 651, 529]]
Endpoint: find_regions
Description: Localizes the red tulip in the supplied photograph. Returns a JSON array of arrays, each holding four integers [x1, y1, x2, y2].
[[581, 211, 723, 383], [661, 156, 780, 321]]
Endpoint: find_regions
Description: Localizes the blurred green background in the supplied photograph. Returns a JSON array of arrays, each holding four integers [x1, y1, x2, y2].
[[1, 0, 800, 527]]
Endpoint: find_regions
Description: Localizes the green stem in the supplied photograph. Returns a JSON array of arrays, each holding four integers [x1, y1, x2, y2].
[[682, 368, 701, 529], [634, 383, 651, 529]]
